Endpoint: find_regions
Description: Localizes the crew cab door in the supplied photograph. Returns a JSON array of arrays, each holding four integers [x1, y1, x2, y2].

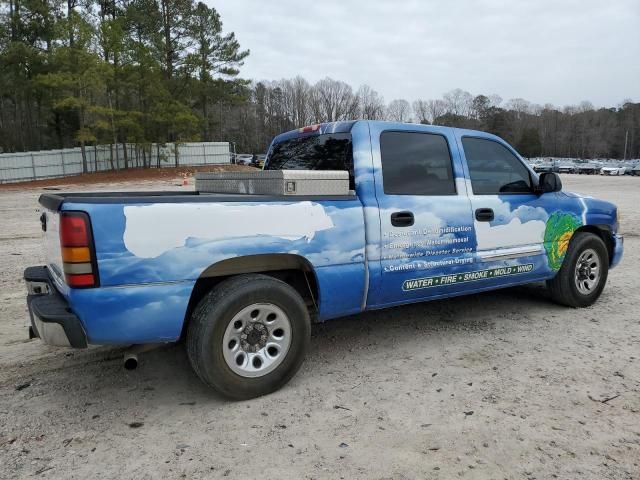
[[455, 133, 553, 278], [366, 124, 476, 307]]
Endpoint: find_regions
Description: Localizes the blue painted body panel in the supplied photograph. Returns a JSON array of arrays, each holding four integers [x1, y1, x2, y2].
[[67, 281, 195, 344], [52, 120, 622, 345], [611, 234, 624, 268]]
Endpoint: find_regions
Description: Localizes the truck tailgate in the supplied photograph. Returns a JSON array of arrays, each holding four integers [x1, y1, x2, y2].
[[41, 209, 65, 288]]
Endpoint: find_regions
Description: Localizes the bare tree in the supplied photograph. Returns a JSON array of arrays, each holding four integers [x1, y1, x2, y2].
[[412, 99, 430, 124], [443, 88, 473, 117], [386, 99, 411, 122], [505, 98, 533, 147], [310, 78, 359, 122], [356, 85, 385, 120], [505, 98, 532, 118], [488, 94, 503, 108], [426, 99, 447, 124], [281, 76, 312, 126]]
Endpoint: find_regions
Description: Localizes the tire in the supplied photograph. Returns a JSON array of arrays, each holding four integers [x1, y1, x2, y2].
[[546, 232, 609, 308], [186, 274, 311, 400]]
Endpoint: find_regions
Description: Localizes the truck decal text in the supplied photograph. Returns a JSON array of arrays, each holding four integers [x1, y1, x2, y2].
[[402, 263, 535, 291]]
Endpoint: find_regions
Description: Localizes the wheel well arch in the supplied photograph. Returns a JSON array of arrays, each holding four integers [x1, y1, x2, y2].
[[574, 224, 614, 264], [180, 254, 319, 339]]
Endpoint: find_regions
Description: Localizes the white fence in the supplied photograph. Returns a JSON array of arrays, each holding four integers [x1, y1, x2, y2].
[[0, 142, 231, 184]]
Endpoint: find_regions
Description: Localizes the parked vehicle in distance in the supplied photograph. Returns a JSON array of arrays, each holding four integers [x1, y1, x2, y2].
[[25, 121, 624, 399], [532, 159, 561, 174], [557, 163, 576, 174], [600, 164, 627, 176], [622, 162, 639, 175], [251, 154, 267, 168], [234, 154, 254, 165], [575, 162, 600, 175], [532, 163, 554, 173]]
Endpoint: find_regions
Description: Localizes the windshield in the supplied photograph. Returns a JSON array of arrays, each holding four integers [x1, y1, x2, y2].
[[264, 133, 354, 188]]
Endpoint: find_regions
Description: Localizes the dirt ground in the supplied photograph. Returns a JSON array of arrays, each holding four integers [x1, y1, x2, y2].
[[0, 164, 257, 191], [0, 174, 639, 479]]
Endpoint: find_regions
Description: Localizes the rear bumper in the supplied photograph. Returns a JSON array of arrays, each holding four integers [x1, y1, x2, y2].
[[24, 266, 88, 348], [611, 234, 624, 268]]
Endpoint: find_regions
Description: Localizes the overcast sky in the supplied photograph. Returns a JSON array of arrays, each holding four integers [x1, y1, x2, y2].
[[211, 0, 639, 108]]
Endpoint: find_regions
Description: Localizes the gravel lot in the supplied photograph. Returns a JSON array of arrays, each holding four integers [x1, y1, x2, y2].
[[1, 174, 639, 479]]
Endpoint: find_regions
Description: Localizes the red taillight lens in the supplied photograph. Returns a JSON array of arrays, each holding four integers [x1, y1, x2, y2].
[[59, 212, 97, 288], [66, 273, 96, 287], [60, 213, 89, 247]]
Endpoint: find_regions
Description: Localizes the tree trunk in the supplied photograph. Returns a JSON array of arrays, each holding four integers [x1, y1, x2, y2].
[[109, 143, 115, 170], [202, 94, 208, 140], [80, 141, 88, 174], [161, 0, 173, 80], [67, 0, 75, 48], [122, 140, 128, 169], [9, 0, 17, 41]]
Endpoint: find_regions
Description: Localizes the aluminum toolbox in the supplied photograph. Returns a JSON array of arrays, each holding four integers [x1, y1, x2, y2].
[[195, 170, 350, 196]]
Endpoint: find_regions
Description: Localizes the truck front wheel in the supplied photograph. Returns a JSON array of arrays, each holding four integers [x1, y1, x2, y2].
[[186, 274, 311, 399], [546, 232, 609, 307]]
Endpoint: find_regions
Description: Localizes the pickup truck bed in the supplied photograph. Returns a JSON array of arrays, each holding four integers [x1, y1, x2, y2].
[[39, 190, 357, 208]]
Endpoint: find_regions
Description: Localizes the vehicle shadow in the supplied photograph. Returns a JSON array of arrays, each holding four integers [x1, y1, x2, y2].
[[13, 282, 560, 410]]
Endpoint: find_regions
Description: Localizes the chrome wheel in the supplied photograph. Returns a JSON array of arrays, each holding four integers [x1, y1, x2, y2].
[[222, 303, 291, 378], [574, 248, 601, 295]]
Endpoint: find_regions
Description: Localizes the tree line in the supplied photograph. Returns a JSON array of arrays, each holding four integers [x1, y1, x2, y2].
[[1, 1, 638, 172]]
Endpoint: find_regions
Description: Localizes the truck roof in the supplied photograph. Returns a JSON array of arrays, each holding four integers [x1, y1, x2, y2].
[[271, 120, 505, 146]]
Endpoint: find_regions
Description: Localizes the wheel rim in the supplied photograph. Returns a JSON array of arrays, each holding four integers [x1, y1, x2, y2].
[[574, 248, 601, 295], [222, 303, 292, 378]]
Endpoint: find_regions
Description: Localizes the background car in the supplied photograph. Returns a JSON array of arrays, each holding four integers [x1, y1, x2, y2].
[[575, 162, 600, 174], [533, 163, 553, 173], [234, 154, 254, 165], [251, 154, 267, 168], [600, 164, 627, 176], [558, 163, 576, 174]]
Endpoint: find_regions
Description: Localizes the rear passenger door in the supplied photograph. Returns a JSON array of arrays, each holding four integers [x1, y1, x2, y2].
[[367, 124, 476, 307]]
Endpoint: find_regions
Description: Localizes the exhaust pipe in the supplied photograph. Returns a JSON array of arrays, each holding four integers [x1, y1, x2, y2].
[[123, 343, 164, 370], [123, 352, 138, 370]]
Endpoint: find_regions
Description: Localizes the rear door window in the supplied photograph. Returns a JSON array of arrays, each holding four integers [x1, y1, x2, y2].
[[380, 131, 456, 195]]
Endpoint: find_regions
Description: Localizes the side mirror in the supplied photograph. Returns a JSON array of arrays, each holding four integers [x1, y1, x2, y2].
[[537, 172, 562, 194]]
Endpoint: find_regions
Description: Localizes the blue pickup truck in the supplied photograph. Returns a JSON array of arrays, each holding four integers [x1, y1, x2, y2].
[[25, 121, 623, 399]]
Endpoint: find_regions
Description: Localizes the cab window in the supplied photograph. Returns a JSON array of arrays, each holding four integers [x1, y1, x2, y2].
[[462, 137, 532, 195]]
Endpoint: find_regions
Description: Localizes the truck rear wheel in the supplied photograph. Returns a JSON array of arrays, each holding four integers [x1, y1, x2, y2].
[[186, 274, 311, 399], [546, 232, 609, 307]]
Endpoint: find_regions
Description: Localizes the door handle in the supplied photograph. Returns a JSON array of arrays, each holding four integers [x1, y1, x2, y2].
[[391, 211, 414, 227], [475, 208, 494, 222]]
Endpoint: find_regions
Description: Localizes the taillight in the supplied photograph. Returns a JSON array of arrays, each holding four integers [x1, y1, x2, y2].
[[59, 212, 98, 288]]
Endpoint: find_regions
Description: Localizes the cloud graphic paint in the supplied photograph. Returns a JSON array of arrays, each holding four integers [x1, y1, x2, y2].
[[123, 202, 335, 258]]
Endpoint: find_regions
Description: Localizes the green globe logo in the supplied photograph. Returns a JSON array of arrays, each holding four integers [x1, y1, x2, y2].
[[544, 212, 582, 270]]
